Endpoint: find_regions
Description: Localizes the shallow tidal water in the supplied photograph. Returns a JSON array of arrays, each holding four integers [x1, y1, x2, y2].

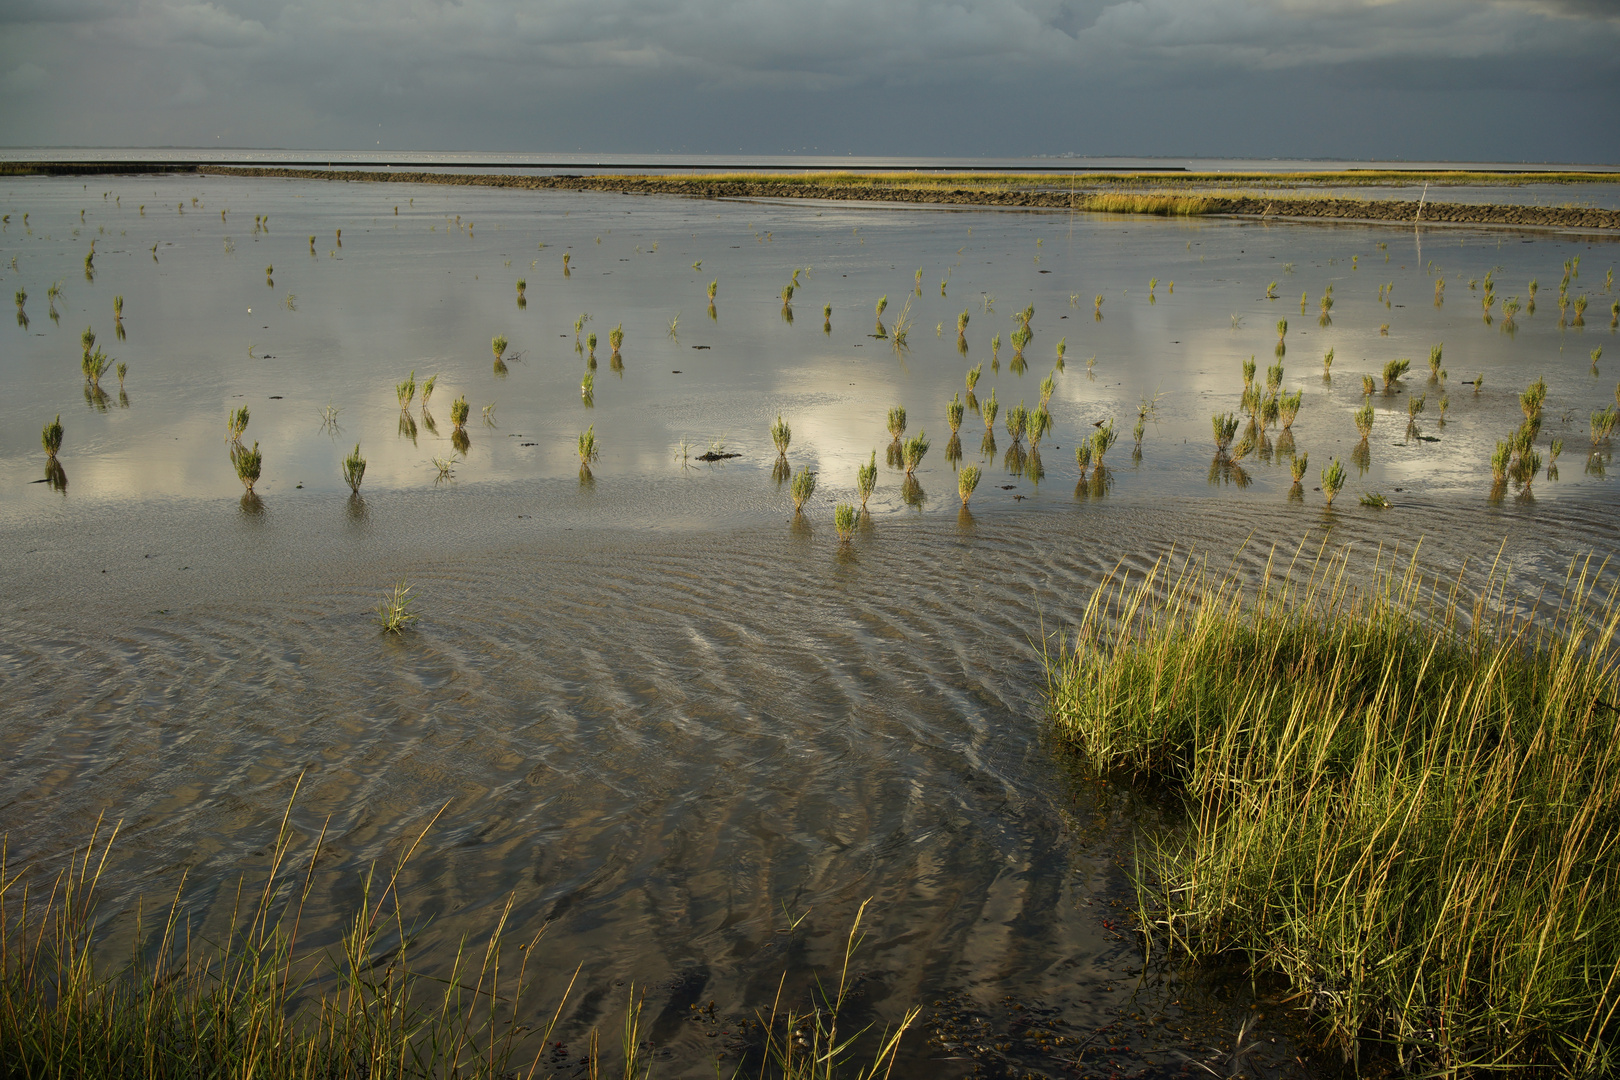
[[2, 174, 1619, 1077]]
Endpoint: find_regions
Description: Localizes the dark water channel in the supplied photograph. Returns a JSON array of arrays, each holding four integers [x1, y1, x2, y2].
[[2, 174, 1618, 1077]]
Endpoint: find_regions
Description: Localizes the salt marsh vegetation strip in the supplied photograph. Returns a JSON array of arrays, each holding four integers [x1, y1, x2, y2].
[[11, 162, 1616, 229], [1044, 547, 1620, 1076]]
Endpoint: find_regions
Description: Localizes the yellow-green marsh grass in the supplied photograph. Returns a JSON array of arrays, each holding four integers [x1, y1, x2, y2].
[[856, 451, 878, 508], [395, 371, 416, 411], [886, 405, 906, 442], [41, 414, 62, 458], [901, 430, 930, 475], [833, 502, 857, 543], [342, 444, 366, 493], [1354, 402, 1375, 441], [771, 413, 791, 456], [1321, 457, 1346, 504], [790, 466, 817, 513], [957, 464, 981, 507], [0, 804, 585, 1079], [1091, 420, 1117, 465], [233, 441, 262, 493], [577, 425, 598, 466]]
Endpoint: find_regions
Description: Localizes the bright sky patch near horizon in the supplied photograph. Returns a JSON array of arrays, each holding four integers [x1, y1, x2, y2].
[[2, 0, 1618, 162]]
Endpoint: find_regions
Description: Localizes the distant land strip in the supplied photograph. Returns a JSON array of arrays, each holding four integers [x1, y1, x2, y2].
[[6, 162, 1618, 230]]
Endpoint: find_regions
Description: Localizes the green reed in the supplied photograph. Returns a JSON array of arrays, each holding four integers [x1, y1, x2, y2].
[[41, 415, 62, 458], [81, 347, 109, 389], [1591, 408, 1616, 445], [833, 503, 857, 543], [856, 452, 877, 508], [1321, 458, 1345, 505], [577, 425, 598, 465], [790, 466, 817, 512], [946, 394, 964, 434], [771, 414, 792, 457], [1277, 390, 1302, 430], [966, 364, 981, 394], [957, 465, 980, 507], [341, 445, 366, 494], [1091, 420, 1117, 465], [1005, 401, 1028, 446], [227, 406, 249, 443], [901, 431, 930, 475], [1354, 402, 1375, 441], [886, 406, 906, 442], [1382, 358, 1410, 391], [1289, 450, 1307, 484], [233, 441, 262, 493], [1043, 550, 1613, 1080]]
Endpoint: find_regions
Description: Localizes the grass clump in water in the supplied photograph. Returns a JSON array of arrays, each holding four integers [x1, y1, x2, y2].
[[1321, 457, 1346, 505], [957, 464, 980, 507], [886, 405, 906, 442], [233, 441, 262, 493], [901, 430, 930, 475], [790, 466, 817, 513], [1382, 358, 1410, 391], [834, 502, 857, 543], [342, 444, 366, 493], [41, 415, 62, 459], [856, 451, 878, 508], [1044, 549, 1620, 1076]]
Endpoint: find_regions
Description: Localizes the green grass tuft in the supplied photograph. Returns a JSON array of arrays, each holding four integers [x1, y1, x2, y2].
[[834, 502, 857, 542], [957, 464, 981, 506], [1044, 549, 1620, 1076], [233, 441, 262, 493], [342, 444, 366, 493], [856, 451, 878, 507], [790, 466, 817, 512]]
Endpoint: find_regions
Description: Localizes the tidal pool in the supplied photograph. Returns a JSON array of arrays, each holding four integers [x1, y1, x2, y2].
[[2, 173, 1617, 1077]]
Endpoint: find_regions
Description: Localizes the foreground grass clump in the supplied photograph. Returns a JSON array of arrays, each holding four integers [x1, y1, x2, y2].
[[1045, 550, 1620, 1076], [0, 810, 918, 1080]]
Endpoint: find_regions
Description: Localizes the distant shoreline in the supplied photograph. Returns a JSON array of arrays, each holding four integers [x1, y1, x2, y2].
[[6, 162, 1619, 230]]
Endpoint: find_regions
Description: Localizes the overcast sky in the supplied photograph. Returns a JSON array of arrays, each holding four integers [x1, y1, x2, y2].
[[3, 0, 1618, 162]]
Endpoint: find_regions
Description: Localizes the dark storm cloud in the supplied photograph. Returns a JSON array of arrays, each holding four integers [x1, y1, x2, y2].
[[1, 0, 1617, 160]]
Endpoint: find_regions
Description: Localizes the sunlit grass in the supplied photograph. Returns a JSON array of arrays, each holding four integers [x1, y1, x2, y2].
[[1045, 548, 1620, 1075]]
